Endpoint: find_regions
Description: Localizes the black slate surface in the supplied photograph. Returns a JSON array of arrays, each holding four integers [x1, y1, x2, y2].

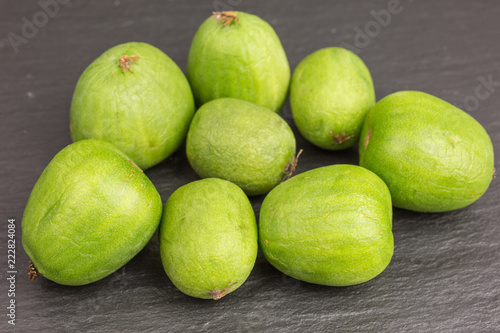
[[1, 1, 499, 332]]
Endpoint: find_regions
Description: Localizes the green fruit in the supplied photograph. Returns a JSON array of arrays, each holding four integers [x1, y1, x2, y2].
[[290, 47, 375, 150], [359, 91, 495, 212], [70, 42, 195, 170], [186, 98, 297, 196], [187, 11, 290, 113], [160, 178, 258, 299], [259, 164, 393, 287], [22, 139, 162, 286]]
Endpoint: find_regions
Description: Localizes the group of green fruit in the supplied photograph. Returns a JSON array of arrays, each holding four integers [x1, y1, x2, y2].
[[22, 11, 494, 300]]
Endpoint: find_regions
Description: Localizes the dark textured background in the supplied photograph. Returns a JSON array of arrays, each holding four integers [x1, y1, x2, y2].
[[1, 1, 499, 332]]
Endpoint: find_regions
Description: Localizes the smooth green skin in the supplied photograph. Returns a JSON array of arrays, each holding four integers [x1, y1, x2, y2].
[[259, 165, 393, 287], [70, 42, 195, 170], [290, 47, 375, 150], [159, 178, 258, 299], [186, 11, 290, 113], [22, 139, 162, 286], [359, 91, 495, 212], [186, 98, 296, 196]]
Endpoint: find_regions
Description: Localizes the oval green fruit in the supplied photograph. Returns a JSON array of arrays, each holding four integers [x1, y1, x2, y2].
[[290, 47, 375, 150], [359, 91, 495, 212], [187, 11, 290, 112], [70, 42, 195, 170], [22, 139, 162, 286], [186, 98, 297, 196], [259, 164, 393, 286], [159, 178, 258, 300]]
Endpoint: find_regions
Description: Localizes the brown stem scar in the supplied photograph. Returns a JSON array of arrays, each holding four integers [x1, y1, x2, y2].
[[493, 168, 497, 179], [330, 129, 354, 145], [364, 128, 373, 150], [209, 281, 237, 300], [282, 149, 304, 182], [212, 11, 239, 26], [119, 55, 140, 72], [128, 159, 143, 172], [27, 261, 39, 280]]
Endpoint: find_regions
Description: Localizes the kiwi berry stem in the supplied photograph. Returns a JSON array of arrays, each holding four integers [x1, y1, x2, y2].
[[331, 129, 354, 145], [282, 149, 304, 182], [119, 55, 140, 72], [209, 281, 237, 300], [27, 261, 39, 280], [212, 11, 239, 26]]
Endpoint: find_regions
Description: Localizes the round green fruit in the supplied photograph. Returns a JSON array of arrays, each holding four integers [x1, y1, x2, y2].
[[22, 139, 162, 286], [70, 42, 195, 170], [290, 47, 375, 150], [259, 164, 393, 287], [187, 11, 290, 113], [186, 98, 297, 196], [159, 178, 258, 300], [359, 91, 495, 212]]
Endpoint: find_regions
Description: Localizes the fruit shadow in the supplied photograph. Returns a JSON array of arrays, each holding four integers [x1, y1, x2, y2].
[[144, 142, 200, 204], [389, 204, 488, 283], [391, 205, 482, 241], [235, 248, 395, 303]]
